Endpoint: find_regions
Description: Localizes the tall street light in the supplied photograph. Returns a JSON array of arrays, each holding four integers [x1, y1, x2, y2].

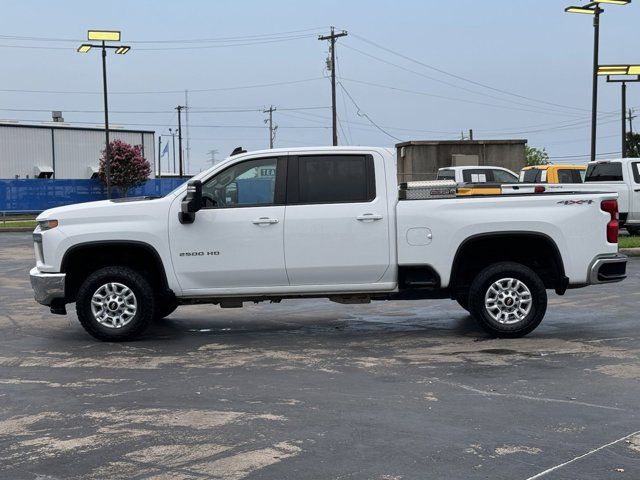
[[77, 30, 131, 199], [565, 0, 631, 163], [598, 64, 640, 157]]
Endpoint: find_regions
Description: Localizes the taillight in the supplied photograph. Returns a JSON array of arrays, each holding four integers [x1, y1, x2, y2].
[[601, 199, 619, 243], [534, 186, 546, 193]]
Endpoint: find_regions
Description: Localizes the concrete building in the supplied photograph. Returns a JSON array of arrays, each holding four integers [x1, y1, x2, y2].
[[0, 121, 155, 179], [396, 139, 527, 182]]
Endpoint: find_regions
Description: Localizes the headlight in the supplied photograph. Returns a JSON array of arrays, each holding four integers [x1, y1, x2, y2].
[[38, 220, 58, 231]]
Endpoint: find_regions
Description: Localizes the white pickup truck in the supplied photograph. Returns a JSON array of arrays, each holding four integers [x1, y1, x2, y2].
[[436, 166, 519, 184], [30, 147, 626, 341], [558, 159, 640, 235]]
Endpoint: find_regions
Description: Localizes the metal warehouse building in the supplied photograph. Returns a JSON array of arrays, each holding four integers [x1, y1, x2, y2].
[[0, 121, 155, 179]]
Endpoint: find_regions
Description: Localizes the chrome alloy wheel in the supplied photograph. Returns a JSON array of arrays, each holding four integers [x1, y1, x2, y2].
[[90, 282, 138, 329], [484, 277, 532, 325]]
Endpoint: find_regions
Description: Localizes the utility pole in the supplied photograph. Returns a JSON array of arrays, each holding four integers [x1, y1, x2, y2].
[[319, 26, 347, 146], [629, 108, 636, 134], [185, 90, 191, 173], [590, 6, 601, 163], [176, 105, 185, 177], [157, 136, 162, 178], [169, 129, 177, 174], [263, 105, 277, 148], [469, 129, 474, 141]]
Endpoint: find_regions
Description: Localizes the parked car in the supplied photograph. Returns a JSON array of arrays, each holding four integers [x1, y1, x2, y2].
[[30, 147, 625, 341], [519, 164, 586, 184], [437, 166, 519, 184]]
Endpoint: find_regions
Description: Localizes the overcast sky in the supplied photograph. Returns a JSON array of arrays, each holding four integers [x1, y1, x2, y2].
[[1, 0, 639, 174]]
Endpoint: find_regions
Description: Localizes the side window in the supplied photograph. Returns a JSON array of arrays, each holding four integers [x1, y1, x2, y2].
[[557, 169, 575, 183], [463, 170, 489, 183], [492, 169, 518, 183], [633, 162, 640, 183], [293, 155, 375, 204], [522, 169, 542, 183], [571, 169, 584, 183], [201, 157, 279, 208], [585, 162, 623, 182]]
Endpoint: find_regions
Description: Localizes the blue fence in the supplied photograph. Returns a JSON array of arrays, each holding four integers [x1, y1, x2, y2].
[[0, 178, 187, 212]]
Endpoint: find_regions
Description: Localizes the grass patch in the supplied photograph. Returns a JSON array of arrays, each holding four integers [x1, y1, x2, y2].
[[619, 236, 640, 249], [0, 220, 37, 229]]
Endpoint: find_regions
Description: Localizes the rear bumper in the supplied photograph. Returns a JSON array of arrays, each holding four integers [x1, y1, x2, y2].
[[588, 254, 627, 284], [29, 267, 66, 306]]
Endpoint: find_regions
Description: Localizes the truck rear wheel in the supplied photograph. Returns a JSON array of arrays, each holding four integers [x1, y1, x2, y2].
[[468, 262, 547, 338], [76, 266, 155, 341]]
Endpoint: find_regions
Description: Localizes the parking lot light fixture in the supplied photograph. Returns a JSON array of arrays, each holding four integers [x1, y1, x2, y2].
[[76, 30, 130, 199], [565, 0, 631, 163], [88, 30, 121, 41], [594, 0, 631, 5]]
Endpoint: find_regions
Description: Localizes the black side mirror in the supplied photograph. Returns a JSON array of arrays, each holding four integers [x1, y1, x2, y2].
[[179, 180, 202, 224]]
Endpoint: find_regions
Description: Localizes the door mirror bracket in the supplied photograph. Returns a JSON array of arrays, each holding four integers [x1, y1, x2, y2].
[[179, 180, 203, 224]]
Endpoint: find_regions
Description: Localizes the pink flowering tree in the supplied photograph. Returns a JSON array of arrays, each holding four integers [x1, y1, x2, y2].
[[98, 140, 151, 197]]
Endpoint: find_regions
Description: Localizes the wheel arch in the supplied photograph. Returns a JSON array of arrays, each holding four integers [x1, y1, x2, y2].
[[450, 231, 567, 295], [61, 240, 171, 302]]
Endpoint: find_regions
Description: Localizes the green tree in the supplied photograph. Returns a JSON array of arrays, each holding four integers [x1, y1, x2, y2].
[[99, 140, 151, 197], [525, 146, 550, 166], [626, 132, 640, 158]]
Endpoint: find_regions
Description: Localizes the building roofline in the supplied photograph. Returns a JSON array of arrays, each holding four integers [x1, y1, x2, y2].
[[0, 121, 155, 135], [395, 139, 527, 147]]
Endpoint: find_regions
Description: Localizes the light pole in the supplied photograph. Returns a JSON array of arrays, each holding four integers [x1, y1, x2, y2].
[[565, 0, 631, 163], [77, 30, 131, 199], [598, 64, 640, 157]]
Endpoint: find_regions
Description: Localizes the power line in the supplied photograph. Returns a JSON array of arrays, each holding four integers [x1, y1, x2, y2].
[[342, 43, 592, 117], [0, 27, 326, 44], [340, 77, 591, 118], [0, 105, 330, 114], [349, 32, 590, 114], [337, 81, 403, 142]]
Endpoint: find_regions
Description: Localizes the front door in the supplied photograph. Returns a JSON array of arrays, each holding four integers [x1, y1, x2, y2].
[[283, 153, 390, 285], [169, 156, 289, 293]]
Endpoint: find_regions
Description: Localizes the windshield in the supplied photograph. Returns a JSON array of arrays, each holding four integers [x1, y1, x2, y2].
[[585, 162, 623, 182]]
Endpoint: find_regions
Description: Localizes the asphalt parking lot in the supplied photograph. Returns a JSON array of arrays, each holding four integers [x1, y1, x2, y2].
[[1, 232, 639, 480]]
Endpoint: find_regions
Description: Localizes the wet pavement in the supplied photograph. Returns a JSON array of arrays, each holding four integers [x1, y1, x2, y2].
[[0, 232, 639, 479]]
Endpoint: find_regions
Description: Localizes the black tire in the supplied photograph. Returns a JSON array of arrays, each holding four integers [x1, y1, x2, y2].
[[154, 296, 178, 321], [468, 262, 547, 338], [627, 225, 640, 236], [76, 266, 156, 341]]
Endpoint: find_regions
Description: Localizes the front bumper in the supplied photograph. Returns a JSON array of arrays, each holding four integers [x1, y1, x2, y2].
[[588, 254, 627, 284], [29, 267, 66, 306]]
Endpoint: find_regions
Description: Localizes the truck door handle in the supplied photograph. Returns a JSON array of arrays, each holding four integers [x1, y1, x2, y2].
[[252, 217, 279, 225], [356, 213, 383, 221], [634, 189, 640, 192]]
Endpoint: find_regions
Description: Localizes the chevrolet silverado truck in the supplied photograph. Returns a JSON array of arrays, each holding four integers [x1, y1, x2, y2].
[[30, 147, 627, 341]]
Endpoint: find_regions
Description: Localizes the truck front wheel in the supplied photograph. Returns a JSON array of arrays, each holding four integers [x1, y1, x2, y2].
[[468, 262, 547, 338], [76, 266, 156, 341]]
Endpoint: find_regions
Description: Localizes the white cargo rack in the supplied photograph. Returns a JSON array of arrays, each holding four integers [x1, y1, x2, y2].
[[398, 180, 457, 200]]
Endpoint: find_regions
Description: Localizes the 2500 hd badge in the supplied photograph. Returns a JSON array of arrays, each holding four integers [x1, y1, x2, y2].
[[179, 251, 220, 256]]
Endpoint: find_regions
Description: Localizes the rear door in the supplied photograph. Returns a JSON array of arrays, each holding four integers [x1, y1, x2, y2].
[[283, 153, 390, 285]]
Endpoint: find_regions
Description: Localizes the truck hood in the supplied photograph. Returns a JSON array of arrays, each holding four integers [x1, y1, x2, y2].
[[36, 197, 167, 223]]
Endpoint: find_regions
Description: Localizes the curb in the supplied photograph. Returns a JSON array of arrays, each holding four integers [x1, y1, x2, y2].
[[620, 247, 640, 257], [0, 227, 34, 233]]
